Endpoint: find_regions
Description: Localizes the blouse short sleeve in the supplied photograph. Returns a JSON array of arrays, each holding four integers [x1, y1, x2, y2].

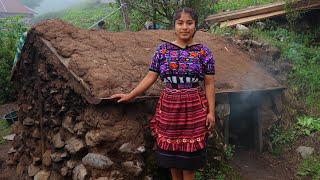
[[149, 44, 162, 73], [201, 46, 215, 75]]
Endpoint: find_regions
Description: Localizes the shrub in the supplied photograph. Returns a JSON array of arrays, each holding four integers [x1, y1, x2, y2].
[[0, 16, 27, 104]]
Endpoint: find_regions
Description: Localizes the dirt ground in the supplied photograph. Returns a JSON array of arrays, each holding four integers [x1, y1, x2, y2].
[[0, 143, 17, 180], [0, 143, 19, 180], [229, 131, 320, 180], [230, 150, 294, 180], [0, 103, 18, 179]]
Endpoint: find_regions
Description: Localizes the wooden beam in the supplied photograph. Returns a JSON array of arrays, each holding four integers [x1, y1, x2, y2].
[[206, 0, 320, 26], [220, 10, 286, 27], [217, 87, 286, 94], [220, 2, 320, 27], [206, 2, 285, 24]]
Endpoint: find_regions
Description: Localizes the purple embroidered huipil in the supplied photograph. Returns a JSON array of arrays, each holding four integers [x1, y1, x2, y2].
[[149, 41, 215, 85], [148, 41, 216, 152]]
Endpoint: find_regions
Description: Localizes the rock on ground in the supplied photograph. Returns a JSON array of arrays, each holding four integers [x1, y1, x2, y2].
[[2, 134, 15, 141], [82, 153, 114, 170], [122, 161, 143, 176], [52, 133, 65, 149], [27, 164, 40, 177], [296, 146, 314, 159], [34, 170, 50, 180], [65, 137, 85, 154], [73, 164, 87, 180]]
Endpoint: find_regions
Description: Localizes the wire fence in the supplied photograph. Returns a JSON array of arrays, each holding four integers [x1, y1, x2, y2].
[[88, 3, 126, 29]]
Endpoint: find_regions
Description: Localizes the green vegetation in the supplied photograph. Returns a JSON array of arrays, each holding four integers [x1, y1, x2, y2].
[[213, 0, 280, 12], [225, 145, 236, 160], [297, 116, 320, 135], [250, 27, 320, 112], [195, 162, 237, 180], [33, 0, 286, 32], [212, 16, 320, 114], [298, 155, 320, 180], [34, 0, 216, 31], [124, 0, 216, 28], [210, 0, 320, 114], [0, 120, 12, 144], [0, 16, 27, 104], [270, 116, 320, 156]]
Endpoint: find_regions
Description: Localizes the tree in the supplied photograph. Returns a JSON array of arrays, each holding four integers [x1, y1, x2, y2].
[[116, 0, 215, 29]]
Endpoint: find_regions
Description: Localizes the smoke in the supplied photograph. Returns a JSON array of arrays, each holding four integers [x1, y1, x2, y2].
[[34, 0, 90, 15]]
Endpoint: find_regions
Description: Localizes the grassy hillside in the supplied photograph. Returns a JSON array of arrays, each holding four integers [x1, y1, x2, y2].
[[252, 27, 320, 113], [33, 2, 124, 31]]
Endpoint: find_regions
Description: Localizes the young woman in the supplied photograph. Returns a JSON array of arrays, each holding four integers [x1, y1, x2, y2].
[[111, 7, 215, 180]]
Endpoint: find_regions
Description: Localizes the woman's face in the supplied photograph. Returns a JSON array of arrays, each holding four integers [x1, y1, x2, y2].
[[175, 12, 196, 41]]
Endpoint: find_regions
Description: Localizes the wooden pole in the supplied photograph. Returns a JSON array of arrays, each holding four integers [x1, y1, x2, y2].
[[120, 0, 131, 31]]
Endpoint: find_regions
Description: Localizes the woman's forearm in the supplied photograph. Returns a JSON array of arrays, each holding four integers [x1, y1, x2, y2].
[[204, 75, 215, 115], [128, 71, 159, 99]]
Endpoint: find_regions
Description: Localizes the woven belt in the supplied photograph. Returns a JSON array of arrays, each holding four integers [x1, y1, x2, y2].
[[165, 83, 199, 89]]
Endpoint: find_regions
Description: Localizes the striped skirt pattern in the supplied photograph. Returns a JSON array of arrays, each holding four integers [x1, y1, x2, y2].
[[150, 87, 209, 153]]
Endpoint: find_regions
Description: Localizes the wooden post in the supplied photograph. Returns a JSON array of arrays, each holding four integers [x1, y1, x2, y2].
[[120, 0, 131, 31], [224, 114, 230, 145], [255, 106, 263, 152], [254, 94, 263, 153], [216, 93, 230, 145]]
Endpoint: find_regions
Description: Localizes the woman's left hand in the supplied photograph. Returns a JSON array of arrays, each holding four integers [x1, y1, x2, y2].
[[206, 113, 215, 130]]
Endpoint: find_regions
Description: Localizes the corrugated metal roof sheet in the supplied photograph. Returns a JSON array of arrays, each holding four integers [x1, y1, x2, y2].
[[0, 0, 36, 14]]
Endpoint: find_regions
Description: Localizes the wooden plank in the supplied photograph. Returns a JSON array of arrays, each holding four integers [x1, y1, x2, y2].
[[206, 0, 320, 25], [220, 10, 286, 27], [206, 2, 280, 19], [220, 2, 320, 27], [206, 1, 285, 24], [217, 87, 286, 94]]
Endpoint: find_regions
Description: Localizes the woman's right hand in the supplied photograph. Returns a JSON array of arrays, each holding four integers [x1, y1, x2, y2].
[[110, 93, 133, 103], [109, 71, 159, 103]]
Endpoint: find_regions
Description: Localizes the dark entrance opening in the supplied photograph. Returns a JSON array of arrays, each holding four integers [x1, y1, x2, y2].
[[227, 92, 262, 151], [229, 103, 258, 150]]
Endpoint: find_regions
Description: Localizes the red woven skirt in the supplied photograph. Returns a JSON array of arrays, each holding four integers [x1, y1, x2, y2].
[[150, 87, 209, 153]]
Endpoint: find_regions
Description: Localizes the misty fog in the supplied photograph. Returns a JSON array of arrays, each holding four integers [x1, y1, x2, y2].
[[34, 0, 91, 15]]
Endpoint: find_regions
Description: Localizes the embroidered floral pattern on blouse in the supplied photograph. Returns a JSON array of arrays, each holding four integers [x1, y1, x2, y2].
[[149, 41, 215, 84]]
